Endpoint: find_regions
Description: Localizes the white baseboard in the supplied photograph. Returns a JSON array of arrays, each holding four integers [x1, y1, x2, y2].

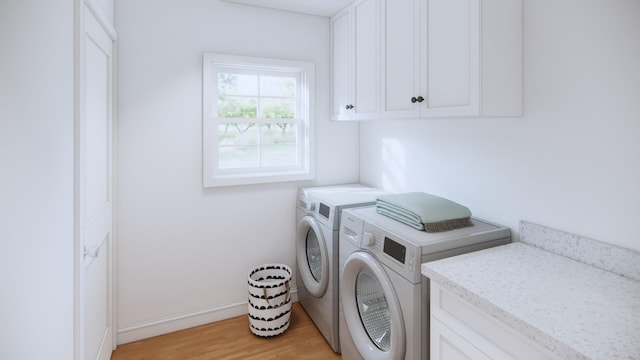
[[116, 290, 299, 345]]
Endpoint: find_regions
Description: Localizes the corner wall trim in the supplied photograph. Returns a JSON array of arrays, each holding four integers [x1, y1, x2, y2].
[[116, 290, 299, 345]]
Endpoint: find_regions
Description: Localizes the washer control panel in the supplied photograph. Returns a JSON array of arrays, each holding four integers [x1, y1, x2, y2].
[[340, 209, 364, 248], [362, 222, 422, 284]]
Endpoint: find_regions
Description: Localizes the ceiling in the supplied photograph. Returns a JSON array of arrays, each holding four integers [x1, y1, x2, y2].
[[221, 0, 352, 17]]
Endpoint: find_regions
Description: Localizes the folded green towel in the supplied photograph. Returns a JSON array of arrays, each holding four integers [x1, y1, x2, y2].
[[376, 192, 473, 232], [376, 206, 425, 230]]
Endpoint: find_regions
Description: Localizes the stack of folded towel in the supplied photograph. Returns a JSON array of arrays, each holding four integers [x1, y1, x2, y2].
[[376, 192, 473, 232]]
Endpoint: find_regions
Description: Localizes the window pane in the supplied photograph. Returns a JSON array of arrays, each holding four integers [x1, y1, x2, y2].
[[260, 98, 295, 118], [203, 54, 313, 187], [218, 73, 258, 96], [261, 123, 297, 145], [261, 144, 298, 167], [218, 96, 257, 118], [260, 76, 296, 97], [219, 146, 259, 169], [218, 123, 259, 146]]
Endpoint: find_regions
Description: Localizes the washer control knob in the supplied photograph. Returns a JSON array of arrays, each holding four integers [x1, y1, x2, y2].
[[306, 201, 316, 212], [362, 232, 375, 247]]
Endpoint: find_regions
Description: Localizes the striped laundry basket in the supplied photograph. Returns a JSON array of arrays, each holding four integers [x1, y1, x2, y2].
[[247, 263, 292, 337]]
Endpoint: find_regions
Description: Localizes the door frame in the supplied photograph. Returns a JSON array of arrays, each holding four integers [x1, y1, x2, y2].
[[74, 0, 118, 358]]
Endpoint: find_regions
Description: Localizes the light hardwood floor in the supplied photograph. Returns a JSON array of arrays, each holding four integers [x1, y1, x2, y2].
[[111, 303, 342, 360]]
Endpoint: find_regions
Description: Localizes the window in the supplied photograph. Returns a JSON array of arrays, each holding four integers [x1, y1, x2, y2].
[[203, 53, 315, 187]]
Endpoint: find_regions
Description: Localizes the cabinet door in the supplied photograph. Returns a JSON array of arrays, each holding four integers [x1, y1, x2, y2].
[[380, 0, 421, 118], [331, 7, 352, 120], [351, 0, 379, 119], [431, 317, 492, 360], [422, 0, 480, 116], [431, 282, 562, 360]]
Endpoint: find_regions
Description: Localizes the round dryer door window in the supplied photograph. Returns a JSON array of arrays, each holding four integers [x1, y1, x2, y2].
[[305, 230, 322, 281], [341, 251, 405, 360], [296, 216, 329, 297], [356, 269, 391, 351]]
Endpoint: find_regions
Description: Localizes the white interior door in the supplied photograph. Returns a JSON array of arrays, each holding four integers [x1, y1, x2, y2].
[[79, 3, 115, 360]]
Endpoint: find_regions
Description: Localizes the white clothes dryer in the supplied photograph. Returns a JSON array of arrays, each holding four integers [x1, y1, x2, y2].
[[296, 185, 386, 353], [338, 207, 511, 360]]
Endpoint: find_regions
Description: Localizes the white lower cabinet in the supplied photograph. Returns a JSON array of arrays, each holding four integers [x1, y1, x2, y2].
[[431, 316, 492, 360], [430, 283, 563, 360]]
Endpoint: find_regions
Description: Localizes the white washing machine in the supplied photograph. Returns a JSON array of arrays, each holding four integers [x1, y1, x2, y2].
[[296, 185, 386, 353], [339, 206, 511, 360]]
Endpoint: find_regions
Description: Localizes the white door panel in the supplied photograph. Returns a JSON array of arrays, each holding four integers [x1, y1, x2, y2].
[[85, 238, 111, 360], [79, 3, 114, 360], [85, 34, 110, 222]]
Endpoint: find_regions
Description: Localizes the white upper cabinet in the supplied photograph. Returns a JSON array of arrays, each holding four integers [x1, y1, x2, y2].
[[334, 0, 523, 120], [331, 7, 352, 120], [381, 0, 421, 119], [383, 0, 523, 118], [422, 0, 480, 117], [353, 0, 379, 119], [331, 0, 380, 120]]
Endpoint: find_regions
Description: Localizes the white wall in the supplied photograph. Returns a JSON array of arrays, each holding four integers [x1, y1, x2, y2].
[[360, 0, 640, 251], [115, 0, 359, 342], [0, 1, 75, 359]]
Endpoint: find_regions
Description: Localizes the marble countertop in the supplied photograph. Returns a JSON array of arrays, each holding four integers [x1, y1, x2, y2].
[[422, 242, 640, 360]]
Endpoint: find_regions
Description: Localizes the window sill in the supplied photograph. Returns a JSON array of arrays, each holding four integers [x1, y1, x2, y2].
[[204, 170, 314, 188]]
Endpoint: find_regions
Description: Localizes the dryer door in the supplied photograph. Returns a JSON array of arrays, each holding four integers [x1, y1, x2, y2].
[[341, 251, 405, 360], [296, 215, 330, 297]]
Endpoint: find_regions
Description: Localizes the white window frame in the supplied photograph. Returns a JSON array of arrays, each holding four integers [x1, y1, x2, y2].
[[203, 53, 315, 187]]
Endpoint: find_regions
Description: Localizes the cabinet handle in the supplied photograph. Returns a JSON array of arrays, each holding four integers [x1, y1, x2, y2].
[[411, 96, 425, 104], [345, 104, 354, 110], [417, 96, 424, 103]]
